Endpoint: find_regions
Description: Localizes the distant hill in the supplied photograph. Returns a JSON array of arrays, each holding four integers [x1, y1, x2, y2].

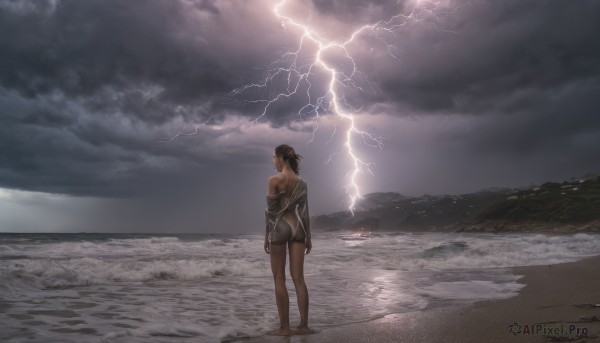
[[457, 173, 600, 232], [312, 173, 600, 233]]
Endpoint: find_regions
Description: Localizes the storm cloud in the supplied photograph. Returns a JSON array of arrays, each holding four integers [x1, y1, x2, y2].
[[1, 0, 599, 232]]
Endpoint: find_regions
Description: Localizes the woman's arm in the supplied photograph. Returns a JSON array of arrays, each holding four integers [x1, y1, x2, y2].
[[264, 175, 280, 254], [267, 175, 280, 196], [264, 214, 270, 254], [304, 204, 312, 254], [301, 186, 312, 254]]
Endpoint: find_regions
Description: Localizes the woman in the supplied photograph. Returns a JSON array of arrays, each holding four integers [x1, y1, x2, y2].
[[264, 144, 312, 336]]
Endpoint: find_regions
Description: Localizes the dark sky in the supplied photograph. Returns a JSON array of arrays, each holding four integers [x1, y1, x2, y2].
[[1, 0, 599, 233]]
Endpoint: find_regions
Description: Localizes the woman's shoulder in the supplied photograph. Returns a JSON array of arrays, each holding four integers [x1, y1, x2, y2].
[[268, 174, 283, 184]]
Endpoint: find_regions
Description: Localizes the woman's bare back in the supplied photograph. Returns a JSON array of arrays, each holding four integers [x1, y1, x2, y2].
[[273, 173, 300, 227]]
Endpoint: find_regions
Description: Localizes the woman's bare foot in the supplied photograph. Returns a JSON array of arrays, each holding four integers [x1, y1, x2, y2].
[[268, 327, 294, 336], [293, 325, 312, 335]]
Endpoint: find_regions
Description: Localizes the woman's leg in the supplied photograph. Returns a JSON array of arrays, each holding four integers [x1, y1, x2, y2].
[[269, 243, 292, 335], [289, 240, 309, 330]]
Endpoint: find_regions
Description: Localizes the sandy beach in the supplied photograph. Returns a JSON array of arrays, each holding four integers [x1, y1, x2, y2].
[[240, 254, 600, 343]]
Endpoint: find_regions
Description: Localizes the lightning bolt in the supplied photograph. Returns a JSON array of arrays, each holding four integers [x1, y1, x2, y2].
[[157, 116, 214, 142], [232, 0, 452, 215]]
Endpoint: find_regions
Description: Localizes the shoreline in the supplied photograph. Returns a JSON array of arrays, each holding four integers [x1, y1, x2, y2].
[[315, 225, 600, 234], [238, 254, 600, 342]]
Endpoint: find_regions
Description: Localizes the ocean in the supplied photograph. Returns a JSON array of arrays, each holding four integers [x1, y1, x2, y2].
[[1, 231, 599, 342]]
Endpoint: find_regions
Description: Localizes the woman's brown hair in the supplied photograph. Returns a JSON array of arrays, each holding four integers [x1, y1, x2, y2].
[[275, 144, 303, 175]]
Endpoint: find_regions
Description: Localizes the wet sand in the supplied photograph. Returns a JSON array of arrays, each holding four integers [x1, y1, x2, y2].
[[240, 254, 600, 343]]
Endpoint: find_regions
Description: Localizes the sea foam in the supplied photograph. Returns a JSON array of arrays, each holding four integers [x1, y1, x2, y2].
[[1, 232, 599, 342]]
